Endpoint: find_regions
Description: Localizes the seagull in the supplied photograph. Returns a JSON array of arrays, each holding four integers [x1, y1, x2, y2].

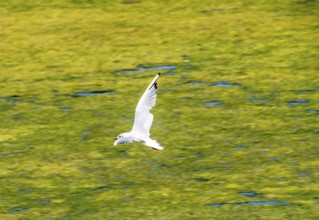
[[113, 73, 163, 150]]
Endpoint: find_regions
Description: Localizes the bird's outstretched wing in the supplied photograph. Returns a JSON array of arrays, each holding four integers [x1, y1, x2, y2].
[[131, 73, 160, 137]]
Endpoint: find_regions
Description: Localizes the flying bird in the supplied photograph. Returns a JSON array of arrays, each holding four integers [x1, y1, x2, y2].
[[114, 73, 163, 150]]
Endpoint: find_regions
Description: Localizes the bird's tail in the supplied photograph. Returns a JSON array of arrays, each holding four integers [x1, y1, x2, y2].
[[145, 139, 163, 150]]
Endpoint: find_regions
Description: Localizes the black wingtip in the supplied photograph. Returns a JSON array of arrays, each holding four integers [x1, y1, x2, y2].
[[158, 73, 161, 76]]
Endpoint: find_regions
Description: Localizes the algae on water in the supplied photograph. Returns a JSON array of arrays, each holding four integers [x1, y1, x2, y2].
[[0, 0, 318, 219]]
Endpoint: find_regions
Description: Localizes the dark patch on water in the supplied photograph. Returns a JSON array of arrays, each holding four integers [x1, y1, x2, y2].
[[117, 149, 127, 157], [181, 97, 193, 101], [235, 145, 245, 150], [287, 100, 309, 106], [205, 101, 222, 107], [266, 157, 278, 162], [199, 8, 238, 14], [305, 109, 318, 113], [123, 183, 132, 190], [166, 71, 175, 75], [0, 151, 23, 157], [13, 114, 23, 120], [0, 96, 36, 103], [118, 64, 176, 73], [122, 0, 141, 4], [80, 130, 90, 141], [26, 97, 37, 102], [250, 98, 270, 103], [59, 106, 72, 111], [290, 163, 300, 167], [0, 96, 20, 103], [207, 200, 290, 207], [9, 207, 30, 214], [188, 80, 206, 85], [187, 80, 240, 87], [152, 164, 167, 170], [214, 81, 239, 87], [35, 198, 51, 204], [295, 89, 316, 94], [95, 185, 111, 191], [239, 192, 257, 197], [300, 172, 308, 176], [152, 166, 161, 170], [305, 109, 319, 117], [194, 177, 209, 182], [17, 188, 33, 194], [70, 90, 116, 97]]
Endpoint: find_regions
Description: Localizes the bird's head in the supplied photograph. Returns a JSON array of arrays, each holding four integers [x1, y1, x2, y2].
[[113, 133, 124, 141], [113, 133, 129, 146]]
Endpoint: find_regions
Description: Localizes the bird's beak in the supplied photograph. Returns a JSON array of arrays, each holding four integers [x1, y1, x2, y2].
[[113, 137, 118, 140]]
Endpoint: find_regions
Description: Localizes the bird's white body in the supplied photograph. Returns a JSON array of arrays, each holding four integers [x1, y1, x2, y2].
[[114, 73, 163, 150]]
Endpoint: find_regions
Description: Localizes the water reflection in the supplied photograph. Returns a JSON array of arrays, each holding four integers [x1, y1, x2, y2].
[[287, 100, 308, 105], [69, 90, 116, 97], [239, 192, 257, 197], [207, 200, 290, 207], [118, 65, 176, 73], [214, 81, 239, 87], [9, 207, 30, 214], [205, 101, 222, 107]]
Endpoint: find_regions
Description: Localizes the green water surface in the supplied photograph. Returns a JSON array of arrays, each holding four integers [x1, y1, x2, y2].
[[0, 0, 318, 219]]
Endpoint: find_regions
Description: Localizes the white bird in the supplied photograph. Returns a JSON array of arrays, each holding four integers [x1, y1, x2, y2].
[[113, 73, 163, 150]]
